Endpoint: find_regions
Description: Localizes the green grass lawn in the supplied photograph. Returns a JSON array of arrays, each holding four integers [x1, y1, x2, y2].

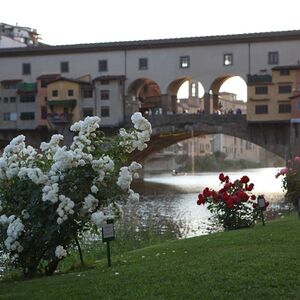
[[0, 214, 299, 300]]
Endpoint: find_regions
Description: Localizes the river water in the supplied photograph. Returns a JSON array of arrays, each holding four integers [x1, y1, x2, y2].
[[132, 167, 287, 238]]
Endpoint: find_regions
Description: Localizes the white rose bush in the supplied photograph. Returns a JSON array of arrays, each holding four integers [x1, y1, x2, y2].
[[0, 112, 152, 278]]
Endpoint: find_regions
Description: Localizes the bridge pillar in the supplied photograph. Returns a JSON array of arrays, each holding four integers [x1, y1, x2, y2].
[[124, 95, 141, 120], [290, 122, 300, 158], [160, 94, 173, 114], [212, 93, 219, 113], [204, 92, 211, 114]]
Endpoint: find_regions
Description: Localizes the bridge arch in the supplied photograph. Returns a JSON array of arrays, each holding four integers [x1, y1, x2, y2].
[[127, 78, 162, 115], [131, 114, 289, 162], [209, 74, 247, 113], [166, 77, 205, 113]]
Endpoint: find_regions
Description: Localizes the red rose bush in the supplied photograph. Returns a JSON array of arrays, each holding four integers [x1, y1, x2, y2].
[[197, 173, 268, 230]]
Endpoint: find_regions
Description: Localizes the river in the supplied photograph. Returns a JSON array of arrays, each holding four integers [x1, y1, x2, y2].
[[132, 167, 287, 238]]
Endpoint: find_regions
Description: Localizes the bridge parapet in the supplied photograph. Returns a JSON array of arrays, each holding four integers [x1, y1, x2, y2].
[[145, 114, 247, 134]]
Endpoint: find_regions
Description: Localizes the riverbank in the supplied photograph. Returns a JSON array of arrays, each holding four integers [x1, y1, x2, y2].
[[1, 214, 299, 299]]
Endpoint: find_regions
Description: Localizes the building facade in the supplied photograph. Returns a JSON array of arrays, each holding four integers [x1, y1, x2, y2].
[[247, 65, 300, 122], [1, 29, 300, 131]]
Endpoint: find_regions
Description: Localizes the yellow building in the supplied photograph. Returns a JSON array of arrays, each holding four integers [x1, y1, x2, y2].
[[47, 77, 93, 124], [247, 65, 300, 122]]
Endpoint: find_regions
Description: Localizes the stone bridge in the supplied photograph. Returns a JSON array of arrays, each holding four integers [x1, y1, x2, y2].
[[131, 114, 296, 162], [0, 114, 298, 162]]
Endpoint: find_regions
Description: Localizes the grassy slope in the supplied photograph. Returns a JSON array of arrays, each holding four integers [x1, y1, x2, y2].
[[0, 214, 299, 300]]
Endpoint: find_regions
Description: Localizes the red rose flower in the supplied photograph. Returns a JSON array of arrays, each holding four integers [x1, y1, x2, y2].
[[251, 195, 256, 201], [246, 183, 254, 191], [197, 194, 206, 205], [202, 187, 211, 198], [240, 175, 250, 184], [219, 173, 225, 182]]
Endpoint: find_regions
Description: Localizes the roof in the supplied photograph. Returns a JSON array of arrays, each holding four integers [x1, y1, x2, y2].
[[93, 75, 126, 81], [47, 77, 91, 85], [1, 79, 22, 84], [272, 65, 300, 70], [36, 74, 61, 80], [1, 29, 300, 57]]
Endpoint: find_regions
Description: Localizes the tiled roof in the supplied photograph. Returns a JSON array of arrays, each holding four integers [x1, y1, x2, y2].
[[1, 29, 300, 57], [93, 75, 126, 81], [48, 77, 91, 85], [272, 65, 300, 70], [36, 74, 61, 80]]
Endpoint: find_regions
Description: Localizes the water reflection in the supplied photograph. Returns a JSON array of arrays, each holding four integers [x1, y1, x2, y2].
[[133, 167, 286, 238]]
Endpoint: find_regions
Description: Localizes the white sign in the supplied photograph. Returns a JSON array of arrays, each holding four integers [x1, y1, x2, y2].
[[102, 223, 114, 239]]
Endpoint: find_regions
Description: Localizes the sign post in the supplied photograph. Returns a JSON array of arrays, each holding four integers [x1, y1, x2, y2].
[[102, 219, 115, 267], [257, 195, 266, 226]]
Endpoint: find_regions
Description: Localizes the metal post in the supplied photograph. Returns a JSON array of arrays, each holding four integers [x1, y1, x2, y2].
[[260, 209, 265, 226], [106, 241, 111, 267]]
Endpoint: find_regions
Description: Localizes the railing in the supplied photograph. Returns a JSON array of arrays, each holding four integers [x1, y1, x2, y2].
[[47, 113, 73, 124], [143, 113, 247, 128]]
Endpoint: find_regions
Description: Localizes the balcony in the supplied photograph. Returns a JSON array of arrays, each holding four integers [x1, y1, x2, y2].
[[18, 83, 37, 93], [247, 74, 272, 84], [47, 99, 77, 108], [47, 113, 73, 124]]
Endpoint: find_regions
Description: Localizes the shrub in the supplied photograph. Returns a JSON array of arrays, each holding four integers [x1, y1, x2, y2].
[[197, 173, 268, 230], [0, 112, 151, 278]]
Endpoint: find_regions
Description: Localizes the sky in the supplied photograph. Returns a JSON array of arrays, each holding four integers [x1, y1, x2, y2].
[[1, 0, 299, 100]]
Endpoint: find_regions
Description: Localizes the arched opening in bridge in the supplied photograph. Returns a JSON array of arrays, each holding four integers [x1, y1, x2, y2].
[[127, 78, 161, 115], [210, 75, 247, 114], [144, 133, 284, 174], [168, 78, 205, 113]]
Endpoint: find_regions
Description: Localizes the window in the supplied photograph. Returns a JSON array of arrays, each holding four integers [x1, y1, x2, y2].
[[139, 58, 148, 70], [2, 82, 18, 89], [41, 80, 47, 88], [280, 69, 290, 76], [100, 80, 109, 85], [4, 112, 17, 121], [41, 106, 47, 119], [52, 90, 58, 97], [20, 112, 35, 120], [10, 97, 16, 103], [278, 103, 291, 113], [100, 90, 109, 100], [67, 89, 74, 97], [82, 88, 93, 98], [278, 85, 292, 94], [180, 56, 190, 68], [297, 101, 300, 111], [223, 53, 233, 66], [255, 86, 268, 94], [61, 61, 69, 73], [101, 106, 110, 117], [99, 60, 108, 72], [4, 97, 8, 103], [255, 105, 268, 114], [20, 94, 35, 102], [268, 51, 279, 65], [82, 108, 94, 118], [22, 63, 31, 75]]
